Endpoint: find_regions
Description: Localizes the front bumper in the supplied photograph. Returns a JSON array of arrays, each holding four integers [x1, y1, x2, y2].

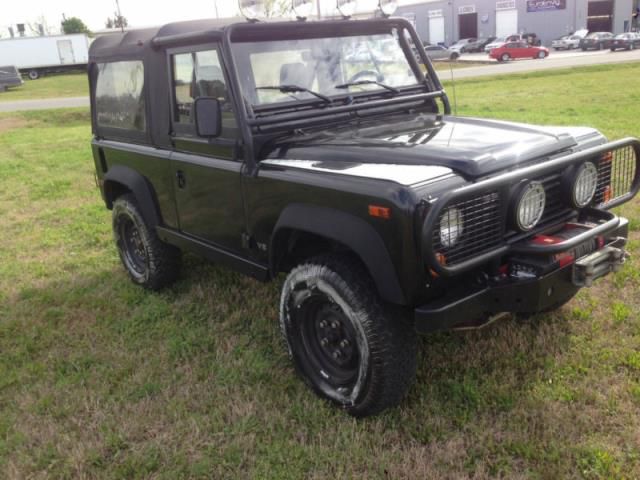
[[415, 216, 629, 334]]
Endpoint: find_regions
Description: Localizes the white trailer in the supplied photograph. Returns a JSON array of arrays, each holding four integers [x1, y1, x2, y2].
[[0, 34, 89, 79]]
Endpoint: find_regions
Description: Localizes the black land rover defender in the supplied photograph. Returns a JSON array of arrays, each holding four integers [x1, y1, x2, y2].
[[89, 16, 640, 417]]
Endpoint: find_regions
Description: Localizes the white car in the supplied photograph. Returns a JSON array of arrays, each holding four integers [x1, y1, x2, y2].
[[484, 37, 506, 53], [552, 29, 588, 50]]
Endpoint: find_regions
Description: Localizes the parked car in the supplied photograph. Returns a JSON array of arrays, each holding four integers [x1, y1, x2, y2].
[[484, 37, 506, 52], [465, 37, 496, 53], [580, 32, 615, 50], [506, 33, 542, 46], [424, 44, 454, 61], [552, 29, 589, 50], [0, 65, 23, 91], [89, 15, 640, 417], [449, 38, 477, 54], [610, 32, 640, 51], [490, 41, 549, 61]]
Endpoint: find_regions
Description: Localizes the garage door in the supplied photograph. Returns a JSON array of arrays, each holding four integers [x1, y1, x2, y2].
[[496, 9, 518, 38], [429, 16, 445, 45]]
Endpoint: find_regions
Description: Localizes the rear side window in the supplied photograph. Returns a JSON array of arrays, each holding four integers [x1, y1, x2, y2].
[[95, 61, 145, 131]]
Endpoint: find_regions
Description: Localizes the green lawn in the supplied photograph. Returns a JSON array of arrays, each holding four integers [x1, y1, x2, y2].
[[1, 63, 639, 479], [0, 72, 88, 102]]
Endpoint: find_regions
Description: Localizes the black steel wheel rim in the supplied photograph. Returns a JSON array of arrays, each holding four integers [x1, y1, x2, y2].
[[119, 217, 147, 274], [293, 289, 360, 391]]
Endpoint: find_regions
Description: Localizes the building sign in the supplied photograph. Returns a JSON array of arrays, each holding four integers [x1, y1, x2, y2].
[[496, 1, 516, 10], [458, 5, 476, 15], [526, 0, 567, 12], [428, 9, 443, 18]]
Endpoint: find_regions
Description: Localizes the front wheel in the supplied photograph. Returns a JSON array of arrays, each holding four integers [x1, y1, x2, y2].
[[537, 51, 546, 59], [280, 255, 417, 417], [112, 194, 181, 290], [28, 70, 40, 80], [501, 53, 511, 62]]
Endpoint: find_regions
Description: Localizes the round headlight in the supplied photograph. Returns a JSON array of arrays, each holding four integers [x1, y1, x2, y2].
[[439, 207, 464, 248], [572, 162, 598, 208], [239, 0, 266, 21], [292, 0, 314, 19], [379, 0, 398, 17], [337, 0, 357, 18], [516, 181, 546, 231]]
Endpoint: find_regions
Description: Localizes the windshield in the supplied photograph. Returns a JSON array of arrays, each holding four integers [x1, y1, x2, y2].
[[232, 32, 420, 106]]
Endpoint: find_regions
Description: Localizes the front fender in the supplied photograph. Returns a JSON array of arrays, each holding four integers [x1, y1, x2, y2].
[[270, 204, 406, 305]]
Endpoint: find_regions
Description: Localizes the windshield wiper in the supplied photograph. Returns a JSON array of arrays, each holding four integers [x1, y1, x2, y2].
[[334, 80, 400, 94], [255, 85, 331, 104]]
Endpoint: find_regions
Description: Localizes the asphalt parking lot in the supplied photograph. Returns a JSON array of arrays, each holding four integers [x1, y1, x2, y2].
[[442, 47, 640, 80]]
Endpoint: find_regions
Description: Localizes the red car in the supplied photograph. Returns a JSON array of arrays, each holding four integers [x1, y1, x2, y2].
[[489, 41, 549, 62]]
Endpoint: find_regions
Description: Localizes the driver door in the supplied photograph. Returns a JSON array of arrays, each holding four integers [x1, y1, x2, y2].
[[167, 45, 246, 254]]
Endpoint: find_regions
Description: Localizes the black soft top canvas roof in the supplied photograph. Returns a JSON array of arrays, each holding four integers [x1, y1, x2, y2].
[[88, 16, 420, 61], [89, 17, 246, 60]]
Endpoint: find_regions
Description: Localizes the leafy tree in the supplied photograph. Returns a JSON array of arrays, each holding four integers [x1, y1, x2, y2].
[[105, 13, 128, 30], [61, 16, 91, 35]]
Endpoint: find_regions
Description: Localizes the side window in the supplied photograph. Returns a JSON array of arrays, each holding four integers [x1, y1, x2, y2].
[[95, 61, 145, 131], [171, 48, 236, 135]]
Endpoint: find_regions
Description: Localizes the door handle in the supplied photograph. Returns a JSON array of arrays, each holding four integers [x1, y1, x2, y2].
[[176, 170, 186, 189]]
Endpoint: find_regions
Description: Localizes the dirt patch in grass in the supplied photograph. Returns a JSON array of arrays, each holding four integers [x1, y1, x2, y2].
[[0, 117, 29, 133]]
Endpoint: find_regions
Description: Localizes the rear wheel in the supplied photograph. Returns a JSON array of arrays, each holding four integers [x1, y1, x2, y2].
[[28, 70, 40, 80], [112, 194, 181, 290], [280, 255, 417, 417]]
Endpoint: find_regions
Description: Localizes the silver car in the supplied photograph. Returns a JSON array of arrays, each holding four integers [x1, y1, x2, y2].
[[424, 44, 453, 61]]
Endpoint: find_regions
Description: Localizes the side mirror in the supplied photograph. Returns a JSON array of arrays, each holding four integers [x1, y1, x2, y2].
[[194, 97, 222, 138]]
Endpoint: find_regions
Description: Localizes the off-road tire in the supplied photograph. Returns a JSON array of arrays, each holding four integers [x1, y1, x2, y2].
[[280, 255, 417, 417], [112, 194, 181, 290]]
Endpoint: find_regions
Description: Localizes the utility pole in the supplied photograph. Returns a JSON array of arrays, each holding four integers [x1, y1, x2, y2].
[[214, 0, 219, 19], [115, 0, 124, 32]]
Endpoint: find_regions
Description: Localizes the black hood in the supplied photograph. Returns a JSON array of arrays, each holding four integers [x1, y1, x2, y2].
[[266, 114, 588, 178]]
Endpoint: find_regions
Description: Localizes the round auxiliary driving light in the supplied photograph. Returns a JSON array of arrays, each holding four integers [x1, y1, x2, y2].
[[572, 162, 599, 208], [379, 0, 398, 17], [439, 207, 464, 248], [337, 0, 357, 18], [292, 0, 314, 20], [239, 0, 266, 21], [516, 181, 546, 231]]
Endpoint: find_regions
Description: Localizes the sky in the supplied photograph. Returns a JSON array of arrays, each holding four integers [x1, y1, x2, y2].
[[1, 0, 421, 36]]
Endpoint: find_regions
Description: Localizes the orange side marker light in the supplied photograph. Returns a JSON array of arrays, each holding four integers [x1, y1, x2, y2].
[[368, 205, 391, 220]]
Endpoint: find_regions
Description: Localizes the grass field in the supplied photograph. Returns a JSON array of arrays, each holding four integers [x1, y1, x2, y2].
[[1, 63, 639, 479], [0, 73, 88, 102]]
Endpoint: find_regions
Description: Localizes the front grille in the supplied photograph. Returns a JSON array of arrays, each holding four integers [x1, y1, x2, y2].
[[432, 192, 502, 266], [429, 143, 638, 271], [595, 146, 637, 207]]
